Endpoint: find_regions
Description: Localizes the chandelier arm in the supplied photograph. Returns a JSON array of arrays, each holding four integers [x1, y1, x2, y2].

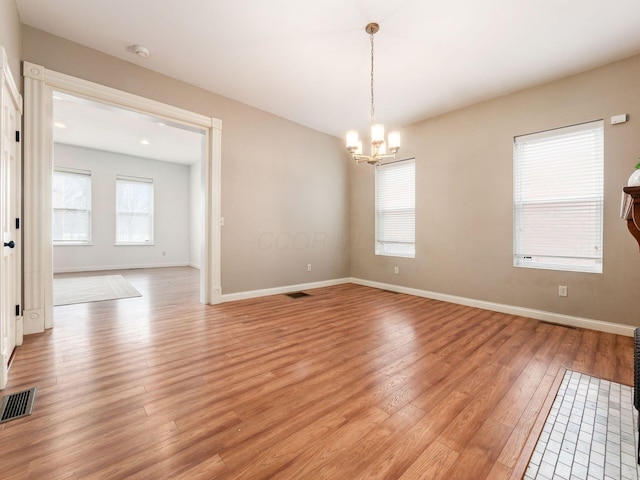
[[350, 152, 397, 163], [353, 156, 373, 164]]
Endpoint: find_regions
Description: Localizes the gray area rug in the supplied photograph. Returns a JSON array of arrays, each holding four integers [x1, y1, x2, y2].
[[53, 274, 142, 306]]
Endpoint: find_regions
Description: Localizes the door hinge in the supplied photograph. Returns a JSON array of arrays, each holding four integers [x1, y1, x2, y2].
[[15, 131, 20, 142], [15, 305, 20, 316], [15, 218, 19, 229]]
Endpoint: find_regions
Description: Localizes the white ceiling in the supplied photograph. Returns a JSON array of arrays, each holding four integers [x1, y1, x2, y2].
[[53, 93, 204, 165], [17, 0, 640, 141]]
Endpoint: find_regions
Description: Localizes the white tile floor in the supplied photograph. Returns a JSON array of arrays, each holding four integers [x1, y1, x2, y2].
[[525, 370, 640, 480]]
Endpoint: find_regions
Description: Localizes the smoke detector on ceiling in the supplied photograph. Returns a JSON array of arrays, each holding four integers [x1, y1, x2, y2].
[[130, 45, 150, 58]]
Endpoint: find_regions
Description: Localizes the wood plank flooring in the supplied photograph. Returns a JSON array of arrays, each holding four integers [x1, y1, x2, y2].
[[1, 267, 634, 479]]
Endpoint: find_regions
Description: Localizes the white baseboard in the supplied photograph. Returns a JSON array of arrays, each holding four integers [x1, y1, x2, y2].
[[189, 262, 201, 270], [349, 277, 635, 337], [53, 262, 191, 274], [220, 278, 352, 303]]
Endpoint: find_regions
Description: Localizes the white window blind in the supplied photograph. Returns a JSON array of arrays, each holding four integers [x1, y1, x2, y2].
[[116, 176, 154, 244], [514, 120, 604, 273], [376, 159, 415, 258], [52, 168, 92, 244]]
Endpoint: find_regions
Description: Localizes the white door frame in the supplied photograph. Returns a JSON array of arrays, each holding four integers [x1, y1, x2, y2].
[[0, 47, 23, 388], [22, 62, 222, 334]]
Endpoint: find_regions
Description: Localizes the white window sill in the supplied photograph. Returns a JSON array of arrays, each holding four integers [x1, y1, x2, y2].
[[375, 252, 415, 259], [54, 242, 93, 246], [115, 243, 155, 246]]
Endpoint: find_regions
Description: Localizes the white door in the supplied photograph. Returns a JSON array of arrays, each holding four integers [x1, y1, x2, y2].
[[0, 48, 22, 390]]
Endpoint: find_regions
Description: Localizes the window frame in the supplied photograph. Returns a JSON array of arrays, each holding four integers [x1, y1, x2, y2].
[[52, 167, 92, 246], [375, 158, 416, 259], [115, 175, 155, 246], [513, 120, 604, 274]]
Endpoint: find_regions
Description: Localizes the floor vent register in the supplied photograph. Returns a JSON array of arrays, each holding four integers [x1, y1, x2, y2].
[[0, 387, 36, 423]]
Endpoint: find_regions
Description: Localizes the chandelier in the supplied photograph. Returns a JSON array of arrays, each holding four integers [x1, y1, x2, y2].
[[346, 23, 400, 165]]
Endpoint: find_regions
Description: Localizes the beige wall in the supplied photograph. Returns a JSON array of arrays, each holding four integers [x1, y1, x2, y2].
[[0, 0, 21, 80], [22, 26, 350, 294], [21, 23, 640, 327], [352, 53, 640, 327]]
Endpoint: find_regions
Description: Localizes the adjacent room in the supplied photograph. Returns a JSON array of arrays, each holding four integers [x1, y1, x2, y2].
[[1, 1, 640, 479], [50, 92, 204, 307]]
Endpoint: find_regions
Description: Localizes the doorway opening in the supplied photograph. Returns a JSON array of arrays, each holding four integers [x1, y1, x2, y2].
[[22, 63, 222, 335], [51, 92, 205, 308]]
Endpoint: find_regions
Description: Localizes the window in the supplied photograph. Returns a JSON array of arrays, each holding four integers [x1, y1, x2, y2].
[[52, 168, 92, 244], [514, 120, 604, 273], [376, 159, 415, 258], [116, 176, 154, 244]]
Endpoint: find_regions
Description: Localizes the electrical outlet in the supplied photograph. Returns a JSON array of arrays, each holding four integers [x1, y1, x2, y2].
[[394, 266, 399, 274], [558, 285, 568, 297], [307, 264, 312, 272]]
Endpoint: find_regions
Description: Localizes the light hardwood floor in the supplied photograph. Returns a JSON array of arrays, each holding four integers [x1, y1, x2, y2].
[[1, 267, 634, 479]]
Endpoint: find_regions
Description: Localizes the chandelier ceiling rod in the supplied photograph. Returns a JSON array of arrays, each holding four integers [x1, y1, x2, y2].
[[369, 23, 376, 126]]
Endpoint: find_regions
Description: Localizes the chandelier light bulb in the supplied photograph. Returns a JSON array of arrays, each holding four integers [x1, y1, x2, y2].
[[346, 130, 359, 151], [388, 131, 401, 152], [371, 124, 385, 145]]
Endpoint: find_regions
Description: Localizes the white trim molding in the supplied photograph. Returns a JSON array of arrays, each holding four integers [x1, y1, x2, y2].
[[53, 263, 194, 274], [22, 62, 223, 333], [23, 63, 52, 334], [350, 278, 636, 337], [221, 278, 351, 303], [205, 116, 223, 305], [38, 66, 213, 129]]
